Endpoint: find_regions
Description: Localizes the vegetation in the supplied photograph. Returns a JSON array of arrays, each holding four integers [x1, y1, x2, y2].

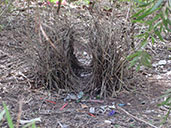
[[128, 0, 170, 122], [0, 103, 38, 128], [127, 0, 170, 70], [158, 89, 171, 124]]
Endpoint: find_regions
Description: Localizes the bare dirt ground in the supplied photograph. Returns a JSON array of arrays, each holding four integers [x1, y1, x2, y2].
[[0, 1, 171, 128]]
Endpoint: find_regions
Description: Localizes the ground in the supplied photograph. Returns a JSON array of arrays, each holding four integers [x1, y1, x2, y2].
[[0, 0, 171, 128]]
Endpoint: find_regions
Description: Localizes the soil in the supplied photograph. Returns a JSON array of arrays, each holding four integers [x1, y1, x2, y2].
[[0, 1, 171, 128]]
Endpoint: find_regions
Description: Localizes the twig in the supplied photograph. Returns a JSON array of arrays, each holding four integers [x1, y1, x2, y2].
[[39, 23, 60, 57], [125, 1, 131, 21], [16, 99, 23, 128], [117, 106, 159, 128], [56, 0, 62, 14]]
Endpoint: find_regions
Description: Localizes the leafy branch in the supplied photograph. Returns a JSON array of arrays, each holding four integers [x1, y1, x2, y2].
[[127, 0, 170, 70]]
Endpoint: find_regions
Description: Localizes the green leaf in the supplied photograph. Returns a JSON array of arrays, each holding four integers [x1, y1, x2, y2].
[[159, 22, 163, 33], [158, 87, 171, 124], [131, 8, 146, 18], [135, 7, 153, 21], [141, 40, 148, 49], [166, 18, 171, 25], [49, 0, 60, 3], [136, 63, 141, 72], [150, 0, 163, 13], [3, 103, 14, 128], [5, 0, 8, 4], [141, 56, 152, 67], [148, 23, 153, 31], [135, 33, 146, 38], [153, 21, 161, 31], [22, 121, 36, 128], [141, 51, 152, 67], [146, 13, 161, 25], [163, 19, 171, 32], [165, 7, 169, 17], [128, 56, 139, 69], [164, 88, 171, 94], [158, 97, 171, 106], [138, 2, 152, 8], [32, 122, 36, 128], [151, 36, 155, 44], [136, 4, 162, 22], [127, 51, 141, 60], [132, 19, 147, 23], [154, 28, 164, 41], [83, 0, 90, 5], [159, 89, 171, 98], [161, 109, 170, 124], [133, 0, 144, 4], [159, 93, 171, 98], [140, 33, 149, 48]]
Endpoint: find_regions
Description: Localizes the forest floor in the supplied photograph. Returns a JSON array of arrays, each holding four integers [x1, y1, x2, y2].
[[0, 0, 171, 128]]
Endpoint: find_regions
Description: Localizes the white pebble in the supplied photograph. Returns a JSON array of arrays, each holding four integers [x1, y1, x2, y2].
[[158, 60, 167, 65], [104, 120, 111, 124]]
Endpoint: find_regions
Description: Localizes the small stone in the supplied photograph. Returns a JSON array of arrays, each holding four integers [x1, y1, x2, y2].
[[162, 69, 167, 73], [127, 103, 131, 106], [152, 63, 158, 67], [104, 120, 111, 124], [147, 74, 152, 77], [108, 105, 116, 109], [156, 75, 162, 79], [145, 110, 152, 113], [157, 115, 161, 117], [83, 51, 87, 56], [168, 60, 171, 64], [166, 71, 171, 75], [64, 93, 77, 101], [158, 60, 167, 65], [140, 66, 145, 70], [89, 107, 95, 113]]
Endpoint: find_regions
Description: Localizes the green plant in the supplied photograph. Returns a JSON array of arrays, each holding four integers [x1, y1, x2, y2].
[[3, 103, 14, 128], [126, 0, 170, 124], [0, 102, 39, 128], [158, 89, 171, 124], [127, 50, 152, 71], [127, 0, 170, 69]]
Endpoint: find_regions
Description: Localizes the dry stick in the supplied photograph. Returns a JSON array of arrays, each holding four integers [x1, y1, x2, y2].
[[125, 0, 131, 22], [39, 24, 56, 49], [39, 24, 61, 58], [16, 99, 23, 128], [56, 0, 62, 14], [117, 106, 159, 128]]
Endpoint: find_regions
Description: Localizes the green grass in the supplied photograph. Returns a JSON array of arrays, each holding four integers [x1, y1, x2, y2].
[[1, 102, 39, 128]]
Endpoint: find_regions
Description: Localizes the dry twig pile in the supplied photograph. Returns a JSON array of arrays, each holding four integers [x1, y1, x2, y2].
[[0, 1, 133, 97]]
